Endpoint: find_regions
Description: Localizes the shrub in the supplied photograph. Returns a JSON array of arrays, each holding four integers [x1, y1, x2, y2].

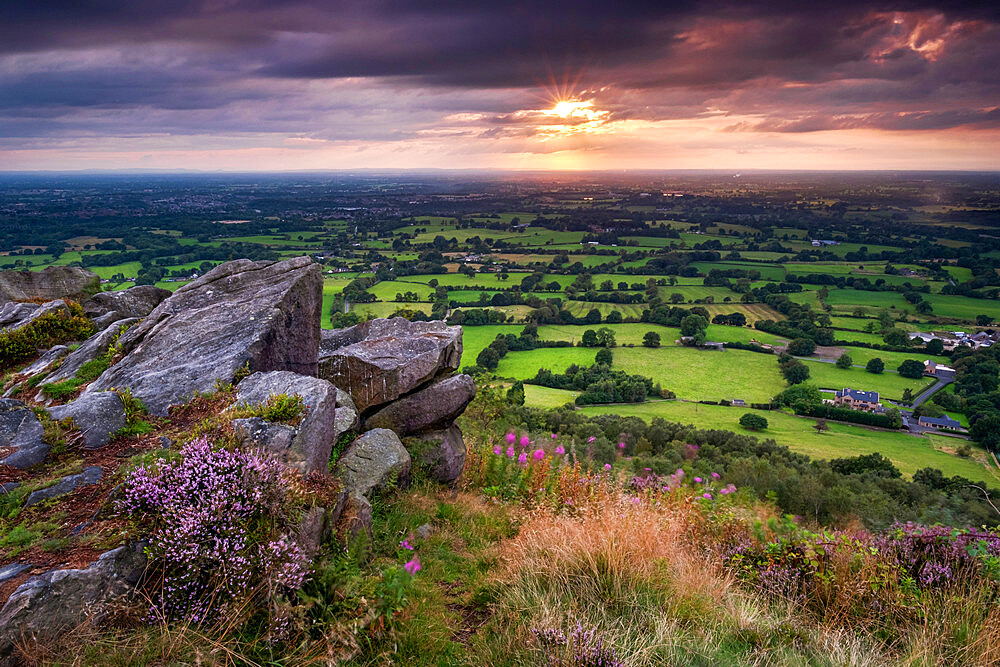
[[118, 437, 309, 628], [835, 352, 852, 369], [642, 331, 661, 348], [866, 357, 885, 374], [739, 413, 768, 431], [0, 301, 94, 370], [898, 359, 926, 379], [786, 338, 816, 356]]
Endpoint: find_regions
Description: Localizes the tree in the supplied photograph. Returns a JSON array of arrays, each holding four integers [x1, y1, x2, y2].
[[898, 359, 926, 379], [584, 308, 602, 324], [595, 327, 617, 348], [476, 347, 500, 370], [836, 353, 853, 369], [605, 310, 623, 324], [669, 292, 685, 304], [925, 338, 944, 355], [866, 358, 885, 374], [642, 331, 661, 348], [787, 338, 816, 356], [977, 315, 993, 326], [902, 388, 913, 403], [813, 418, 829, 434], [595, 348, 613, 365], [739, 413, 768, 431], [680, 314, 708, 337], [781, 360, 810, 385], [883, 328, 910, 347], [775, 383, 822, 408], [506, 381, 525, 406], [971, 415, 1000, 448], [581, 329, 598, 347]]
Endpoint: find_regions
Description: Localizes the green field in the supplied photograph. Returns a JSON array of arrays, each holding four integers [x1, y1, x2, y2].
[[803, 362, 934, 401], [572, 400, 997, 482]]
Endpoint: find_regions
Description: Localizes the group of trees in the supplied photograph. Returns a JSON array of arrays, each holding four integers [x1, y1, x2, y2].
[[527, 350, 663, 405]]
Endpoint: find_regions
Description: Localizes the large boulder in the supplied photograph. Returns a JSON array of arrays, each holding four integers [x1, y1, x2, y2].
[[334, 428, 410, 498], [84, 285, 171, 328], [365, 374, 475, 435], [0, 400, 48, 469], [39, 318, 140, 388], [232, 371, 337, 474], [83, 257, 322, 416], [334, 388, 360, 441], [47, 392, 126, 450], [0, 266, 99, 305], [318, 318, 462, 413], [0, 544, 146, 662], [403, 424, 467, 484], [0, 300, 69, 332]]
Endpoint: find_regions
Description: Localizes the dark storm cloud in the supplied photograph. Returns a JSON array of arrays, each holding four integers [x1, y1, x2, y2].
[[1, 0, 999, 139]]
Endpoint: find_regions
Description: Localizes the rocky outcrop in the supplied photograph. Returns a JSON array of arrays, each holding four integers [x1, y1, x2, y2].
[[0, 400, 48, 469], [403, 424, 467, 484], [47, 392, 126, 450], [39, 318, 139, 389], [0, 544, 146, 662], [84, 285, 171, 328], [84, 257, 322, 416], [334, 388, 360, 441], [232, 370, 337, 475], [13, 345, 70, 383], [365, 374, 475, 435], [318, 318, 461, 413], [0, 266, 99, 305], [334, 428, 410, 498], [24, 466, 103, 507], [0, 300, 70, 332]]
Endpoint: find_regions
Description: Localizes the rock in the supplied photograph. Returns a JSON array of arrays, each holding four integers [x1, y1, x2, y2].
[[84, 257, 322, 416], [403, 424, 467, 484], [0, 543, 146, 661], [0, 266, 100, 305], [47, 392, 126, 450], [364, 374, 475, 435], [24, 467, 103, 507], [18, 345, 70, 378], [232, 417, 297, 456], [234, 371, 337, 474], [415, 523, 433, 540], [334, 428, 410, 498], [337, 493, 373, 542], [0, 300, 69, 332], [0, 400, 48, 469], [40, 318, 140, 387], [0, 564, 30, 586], [0, 483, 20, 495], [319, 318, 462, 412], [334, 388, 360, 440], [83, 285, 172, 327]]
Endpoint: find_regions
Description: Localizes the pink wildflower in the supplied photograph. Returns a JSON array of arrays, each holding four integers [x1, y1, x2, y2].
[[702, 493, 712, 500], [518, 452, 528, 464], [404, 557, 421, 575], [506, 431, 516, 444], [618, 441, 626, 450], [675, 468, 685, 477], [519, 434, 530, 448], [533, 448, 545, 461], [400, 540, 414, 551], [551, 433, 558, 440], [588, 436, 596, 443], [604, 463, 612, 470], [694, 477, 703, 483], [493, 445, 502, 456], [554, 445, 565, 455], [506, 446, 515, 457]]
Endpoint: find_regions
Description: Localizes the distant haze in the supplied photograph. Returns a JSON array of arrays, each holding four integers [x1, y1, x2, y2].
[[1, 1, 998, 171]]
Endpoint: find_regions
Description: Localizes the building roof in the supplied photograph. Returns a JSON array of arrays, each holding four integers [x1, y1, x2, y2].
[[836, 388, 880, 403], [918, 415, 962, 428]]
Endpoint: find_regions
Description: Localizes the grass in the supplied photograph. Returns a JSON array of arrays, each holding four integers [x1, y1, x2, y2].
[[801, 362, 934, 401]]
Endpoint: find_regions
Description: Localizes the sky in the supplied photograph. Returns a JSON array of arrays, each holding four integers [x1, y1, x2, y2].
[[1, 0, 999, 171]]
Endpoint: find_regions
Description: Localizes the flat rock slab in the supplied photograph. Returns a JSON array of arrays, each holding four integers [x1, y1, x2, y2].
[[319, 318, 462, 413], [40, 318, 140, 387], [365, 374, 475, 435], [84, 257, 322, 416], [0, 266, 99, 305], [25, 466, 103, 507], [403, 424, 467, 484], [47, 392, 126, 450], [334, 428, 410, 498], [235, 370, 337, 474], [0, 543, 146, 660], [0, 400, 48, 469], [18, 345, 71, 380], [0, 564, 30, 586]]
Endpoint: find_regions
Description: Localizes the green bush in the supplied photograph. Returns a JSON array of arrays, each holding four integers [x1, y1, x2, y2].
[[0, 302, 94, 370]]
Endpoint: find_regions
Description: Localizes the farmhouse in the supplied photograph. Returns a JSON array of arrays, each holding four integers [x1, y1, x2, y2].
[[834, 388, 881, 411], [917, 415, 962, 430], [923, 360, 956, 376], [810, 239, 840, 246]]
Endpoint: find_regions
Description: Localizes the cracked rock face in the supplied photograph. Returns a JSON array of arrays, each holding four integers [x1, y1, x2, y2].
[[0, 400, 48, 469], [364, 374, 475, 436], [83, 285, 171, 328], [318, 318, 462, 413], [83, 257, 322, 416], [0, 266, 100, 305]]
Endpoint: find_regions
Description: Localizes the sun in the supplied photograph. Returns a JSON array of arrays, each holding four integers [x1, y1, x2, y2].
[[545, 99, 603, 121]]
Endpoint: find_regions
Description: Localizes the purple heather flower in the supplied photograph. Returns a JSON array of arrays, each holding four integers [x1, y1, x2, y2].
[[518, 452, 528, 464], [533, 448, 545, 460], [554, 445, 565, 455], [404, 557, 421, 575]]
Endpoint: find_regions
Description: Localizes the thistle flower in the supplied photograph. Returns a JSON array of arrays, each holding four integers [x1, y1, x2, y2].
[[587, 436, 596, 443], [694, 477, 703, 483], [618, 441, 626, 450], [551, 433, 558, 439], [702, 493, 712, 500], [711, 472, 720, 479], [404, 556, 421, 575]]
